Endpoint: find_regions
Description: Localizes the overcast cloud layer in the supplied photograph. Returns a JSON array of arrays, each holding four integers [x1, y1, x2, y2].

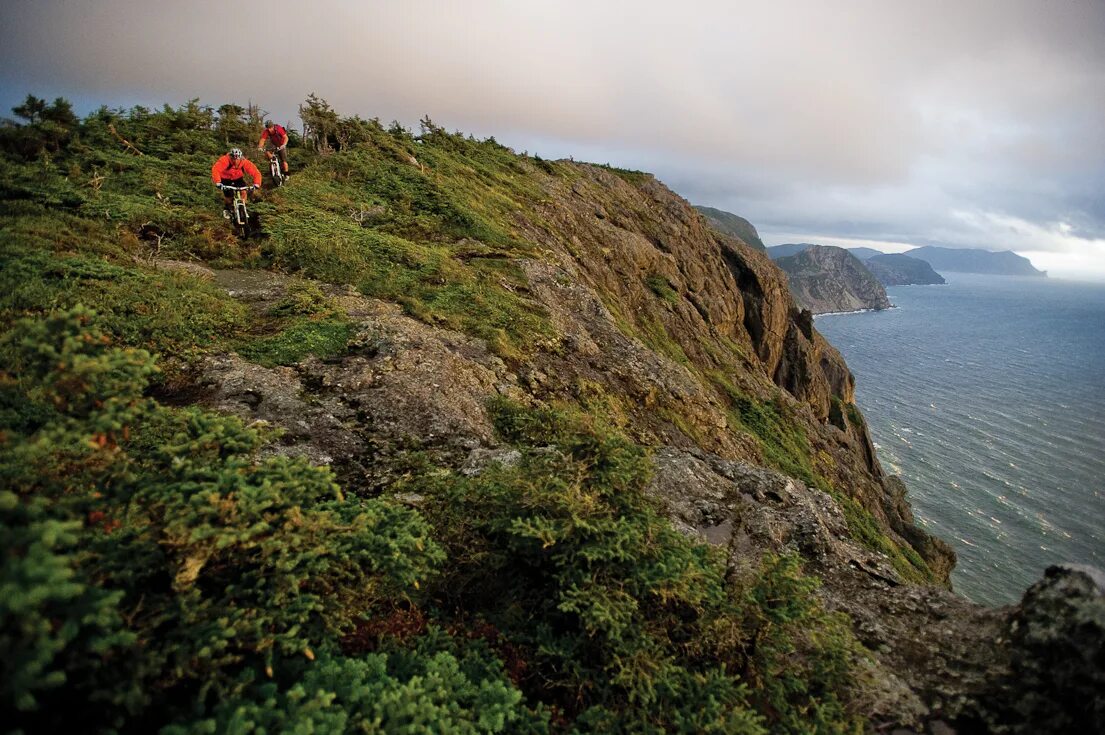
[[3, 0, 1103, 278]]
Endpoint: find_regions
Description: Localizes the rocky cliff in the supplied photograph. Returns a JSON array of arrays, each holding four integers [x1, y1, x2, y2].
[[867, 252, 947, 285], [775, 244, 893, 314], [694, 205, 767, 251]]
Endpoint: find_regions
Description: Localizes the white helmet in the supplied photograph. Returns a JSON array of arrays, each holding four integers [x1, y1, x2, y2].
[[229, 148, 243, 159]]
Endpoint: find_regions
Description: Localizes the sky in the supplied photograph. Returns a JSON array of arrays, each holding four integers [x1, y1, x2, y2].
[[2, 0, 1104, 279]]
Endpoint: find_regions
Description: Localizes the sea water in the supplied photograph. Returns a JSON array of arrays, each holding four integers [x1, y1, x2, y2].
[[815, 273, 1105, 606]]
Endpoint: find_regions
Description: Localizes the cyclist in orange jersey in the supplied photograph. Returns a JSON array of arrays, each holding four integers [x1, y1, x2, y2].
[[211, 148, 261, 216]]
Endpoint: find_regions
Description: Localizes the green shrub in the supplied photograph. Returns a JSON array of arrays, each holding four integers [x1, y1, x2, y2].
[[165, 634, 546, 735], [410, 399, 860, 733], [730, 554, 863, 734], [1, 308, 444, 731]]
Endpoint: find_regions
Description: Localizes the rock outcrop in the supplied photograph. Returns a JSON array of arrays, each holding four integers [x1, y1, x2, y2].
[[866, 252, 947, 286], [648, 448, 1105, 733], [775, 244, 893, 314], [981, 565, 1105, 733], [694, 205, 767, 251]]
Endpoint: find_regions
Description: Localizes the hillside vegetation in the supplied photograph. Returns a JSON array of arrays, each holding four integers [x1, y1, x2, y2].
[[2, 95, 953, 733]]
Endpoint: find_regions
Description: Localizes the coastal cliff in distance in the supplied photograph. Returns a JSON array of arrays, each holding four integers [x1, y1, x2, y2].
[[775, 245, 893, 313], [866, 252, 946, 286], [907, 245, 1046, 276], [694, 205, 767, 250]]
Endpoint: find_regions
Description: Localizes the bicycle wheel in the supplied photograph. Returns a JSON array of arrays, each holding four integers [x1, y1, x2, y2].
[[236, 202, 252, 239], [270, 157, 284, 187]]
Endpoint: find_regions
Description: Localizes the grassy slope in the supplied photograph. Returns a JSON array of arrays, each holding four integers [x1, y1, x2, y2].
[[1, 98, 941, 730], [0, 99, 934, 581]]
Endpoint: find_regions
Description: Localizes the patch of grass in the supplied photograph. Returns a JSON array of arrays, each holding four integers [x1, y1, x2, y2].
[[658, 406, 713, 448], [260, 137, 554, 361], [2, 100, 560, 362], [571, 378, 632, 430], [723, 384, 819, 486], [638, 314, 690, 365], [838, 496, 932, 584], [267, 279, 339, 317], [846, 401, 866, 430], [237, 316, 356, 368], [594, 163, 653, 187], [0, 246, 247, 365], [645, 273, 680, 305]]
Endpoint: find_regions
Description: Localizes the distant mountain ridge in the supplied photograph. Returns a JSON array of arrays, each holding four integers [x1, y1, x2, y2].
[[775, 245, 892, 314], [694, 205, 766, 250], [767, 243, 885, 261], [845, 247, 884, 261], [906, 246, 1046, 277], [766, 243, 818, 259], [865, 253, 946, 286]]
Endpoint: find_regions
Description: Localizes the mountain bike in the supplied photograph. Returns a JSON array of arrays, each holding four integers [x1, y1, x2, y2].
[[264, 149, 286, 187], [218, 184, 258, 238]]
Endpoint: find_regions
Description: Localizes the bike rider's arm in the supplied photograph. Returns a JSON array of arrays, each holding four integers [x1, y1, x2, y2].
[[257, 128, 268, 151], [212, 155, 227, 184], [244, 159, 263, 187]]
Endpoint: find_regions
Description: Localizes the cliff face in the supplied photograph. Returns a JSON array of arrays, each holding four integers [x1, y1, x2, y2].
[[775, 244, 893, 314], [525, 170, 848, 419], [866, 252, 946, 285], [694, 205, 767, 251]]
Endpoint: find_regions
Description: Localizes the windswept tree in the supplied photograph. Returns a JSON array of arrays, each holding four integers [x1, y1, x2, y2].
[[0, 94, 79, 158], [299, 93, 339, 152]]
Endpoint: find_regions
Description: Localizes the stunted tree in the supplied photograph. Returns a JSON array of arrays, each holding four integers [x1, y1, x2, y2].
[[299, 93, 339, 153], [1, 95, 79, 157], [215, 103, 251, 146], [11, 94, 48, 124], [10, 95, 77, 128]]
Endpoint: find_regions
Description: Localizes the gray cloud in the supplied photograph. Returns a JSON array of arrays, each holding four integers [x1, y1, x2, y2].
[[2, 0, 1103, 277]]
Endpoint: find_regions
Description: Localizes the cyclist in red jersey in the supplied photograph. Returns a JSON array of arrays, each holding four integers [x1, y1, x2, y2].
[[211, 148, 261, 216], [258, 120, 290, 177]]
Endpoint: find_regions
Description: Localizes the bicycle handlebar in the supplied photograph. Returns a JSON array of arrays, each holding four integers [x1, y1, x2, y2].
[[217, 184, 259, 191]]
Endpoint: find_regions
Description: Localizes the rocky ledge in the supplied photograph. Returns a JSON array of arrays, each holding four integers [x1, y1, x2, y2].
[[651, 446, 1104, 733]]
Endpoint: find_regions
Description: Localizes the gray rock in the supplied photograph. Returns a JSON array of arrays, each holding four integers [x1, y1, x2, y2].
[[775, 245, 892, 314], [981, 564, 1105, 733]]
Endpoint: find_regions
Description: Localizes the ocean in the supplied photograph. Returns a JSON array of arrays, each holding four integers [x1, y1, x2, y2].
[[815, 273, 1105, 606]]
